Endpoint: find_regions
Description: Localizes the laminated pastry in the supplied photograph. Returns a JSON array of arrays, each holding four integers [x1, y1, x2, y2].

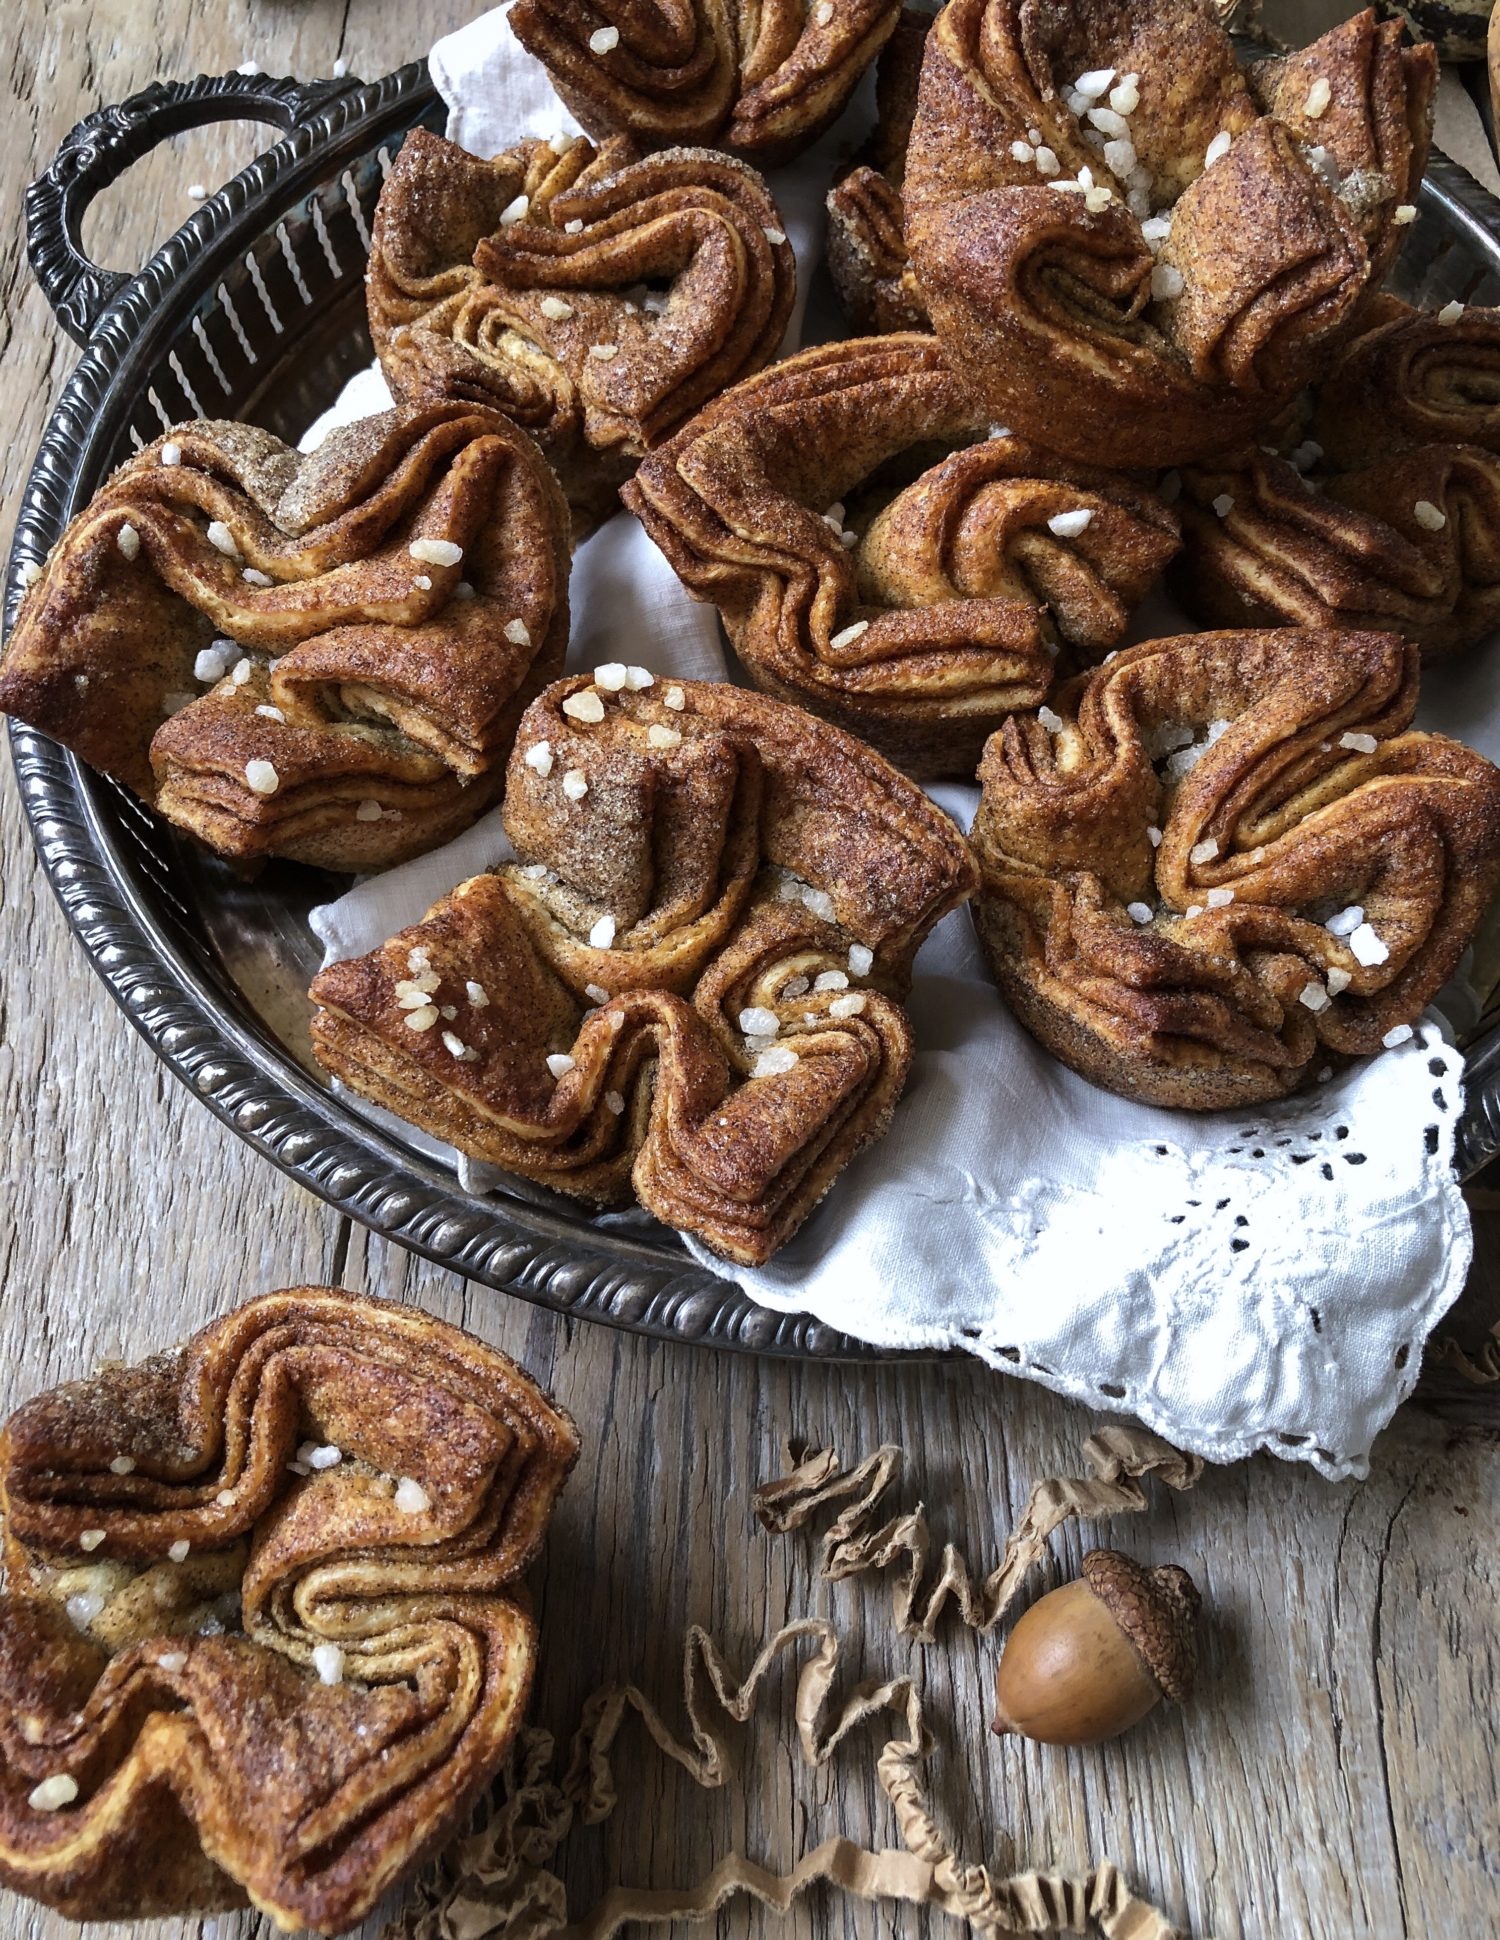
[[0, 1288, 578, 1931], [0, 406, 570, 870], [1309, 295, 1500, 467], [826, 9, 930, 334], [971, 628, 1500, 1108], [624, 336, 1180, 777], [901, 0, 1435, 468], [506, 0, 901, 166], [1175, 440, 1500, 660], [368, 130, 796, 532], [309, 674, 978, 1262]]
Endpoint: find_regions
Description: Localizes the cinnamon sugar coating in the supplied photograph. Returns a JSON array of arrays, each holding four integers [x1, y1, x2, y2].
[[507, 0, 901, 166], [0, 406, 569, 870], [902, 0, 1434, 468], [368, 130, 796, 534], [1311, 296, 1500, 467], [826, 9, 930, 334], [0, 1289, 577, 1931], [626, 336, 1180, 776], [309, 676, 977, 1262], [972, 629, 1500, 1108]]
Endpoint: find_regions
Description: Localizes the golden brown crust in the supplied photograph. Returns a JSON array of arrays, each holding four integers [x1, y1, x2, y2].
[[826, 9, 931, 334], [624, 336, 1180, 776], [0, 1288, 578, 1932], [309, 675, 977, 1262], [901, 0, 1435, 468], [1177, 440, 1500, 660], [972, 628, 1500, 1108], [1311, 297, 1500, 467], [506, 0, 902, 166], [0, 406, 570, 870], [368, 130, 796, 534]]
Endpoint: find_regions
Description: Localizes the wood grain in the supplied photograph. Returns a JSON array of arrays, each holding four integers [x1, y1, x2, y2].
[[1, 6, 1498, 1940]]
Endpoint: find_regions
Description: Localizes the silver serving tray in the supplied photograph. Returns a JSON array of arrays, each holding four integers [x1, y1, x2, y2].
[[9, 63, 1500, 1357]]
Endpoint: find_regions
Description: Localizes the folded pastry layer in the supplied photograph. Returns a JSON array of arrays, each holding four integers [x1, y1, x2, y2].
[[0, 405, 570, 870], [507, 0, 901, 165], [972, 628, 1500, 1107], [369, 130, 796, 533], [625, 336, 1180, 776], [902, 0, 1434, 467], [310, 675, 977, 1261], [0, 1288, 578, 1931], [1311, 295, 1500, 466], [826, 8, 930, 334], [1177, 440, 1500, 660]]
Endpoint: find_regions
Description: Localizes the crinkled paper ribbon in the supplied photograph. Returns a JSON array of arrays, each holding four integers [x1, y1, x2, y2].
[[387, 1426, 1204, 1940]]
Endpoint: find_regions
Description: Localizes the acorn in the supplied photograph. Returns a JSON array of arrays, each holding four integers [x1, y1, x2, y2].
[[992, 1548, 1201, 1746]]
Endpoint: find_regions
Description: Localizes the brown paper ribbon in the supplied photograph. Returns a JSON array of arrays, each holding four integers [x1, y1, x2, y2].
[[388, 1427, 1202, 1940], [1429, 1319, 1500, 1385]]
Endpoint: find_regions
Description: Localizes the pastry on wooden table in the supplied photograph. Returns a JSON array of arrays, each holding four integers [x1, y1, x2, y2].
[[0, 1287, 578, 1931], [971, 628, 1500, 1109], [369, 130, 796, 533], [624, 336, 1180, 777], [507, 0, 901, 165], [1309, 295, 1500, 467], [901, 0, 1435, 468], [826, 8, 930, 334], [1176, 439, 1500, 659], [309, 673, 977, 1262], [0, 405, 569, 870]]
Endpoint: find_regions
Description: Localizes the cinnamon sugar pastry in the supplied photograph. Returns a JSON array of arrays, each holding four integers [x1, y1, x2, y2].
[[972, 629, 1500, 1109], [0, 405, 569, 870], [901, 0, 1435, 469], [507, 0, 901, 165], [826, 9, 929, 334], [368, 130, 795, 532], [309, 674, 977, 1262], [1177, 440, 1500, 659], [1310, 295, 1500, 467], [625, 336, 1180, 776], [0, 1288, 578, 1931]]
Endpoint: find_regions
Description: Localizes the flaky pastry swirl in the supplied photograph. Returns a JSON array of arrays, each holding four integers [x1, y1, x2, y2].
[[368, 130, 795, 532], [0, 405, 569, 870], [972, 628, 1500, 1108], [825, 8, 930, 335], [0, 1289, 578, 1932], [625, 336, 1180, 776], [507, 0, 901, 165], [1177, 441, 1500, 660], [309, 675, 976, 1261], [901, 0, 1435, 468], [1310, 295, 1500, 467]]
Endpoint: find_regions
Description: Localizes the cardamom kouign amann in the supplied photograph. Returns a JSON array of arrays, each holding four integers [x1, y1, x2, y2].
[[900, 0, 1435, 469], [368, 129, 796, 532], [0, 403, 570, 870], [309, 673, 977, 1263], [1308, 295, 1500, 467], [625, 335, 1181, 777], [825, 7, 930, 335], [507, 0, 902, 165], [971, 629, 1500, 1110], [0, 1288, 578, 1932]]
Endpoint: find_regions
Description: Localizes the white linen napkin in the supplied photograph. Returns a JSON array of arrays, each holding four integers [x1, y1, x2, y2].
[[307, 8, 1495, 1477]]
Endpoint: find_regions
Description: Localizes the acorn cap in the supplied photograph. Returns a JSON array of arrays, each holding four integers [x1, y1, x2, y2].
[[1081, 1548, 1201, 1703]]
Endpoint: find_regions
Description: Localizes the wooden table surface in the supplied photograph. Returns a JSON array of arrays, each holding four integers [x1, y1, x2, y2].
[[3, 5, 1500, 1938]]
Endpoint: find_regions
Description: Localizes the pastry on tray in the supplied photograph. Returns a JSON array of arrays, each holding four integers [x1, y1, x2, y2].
[[507, 0, 901, 165], [309, 673, 977, 1262], [0, 404, 569, 870], [0, 1288, 578, 1931], [1309, 295, 1500, 466], [624, 336, 1181, 777], [971, 628, 1500, 1109], [368, 130, 796, 533], [825, 8, 930, 334], [900, 0, 1435, 468], [1175, 440, 1500, 659]]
